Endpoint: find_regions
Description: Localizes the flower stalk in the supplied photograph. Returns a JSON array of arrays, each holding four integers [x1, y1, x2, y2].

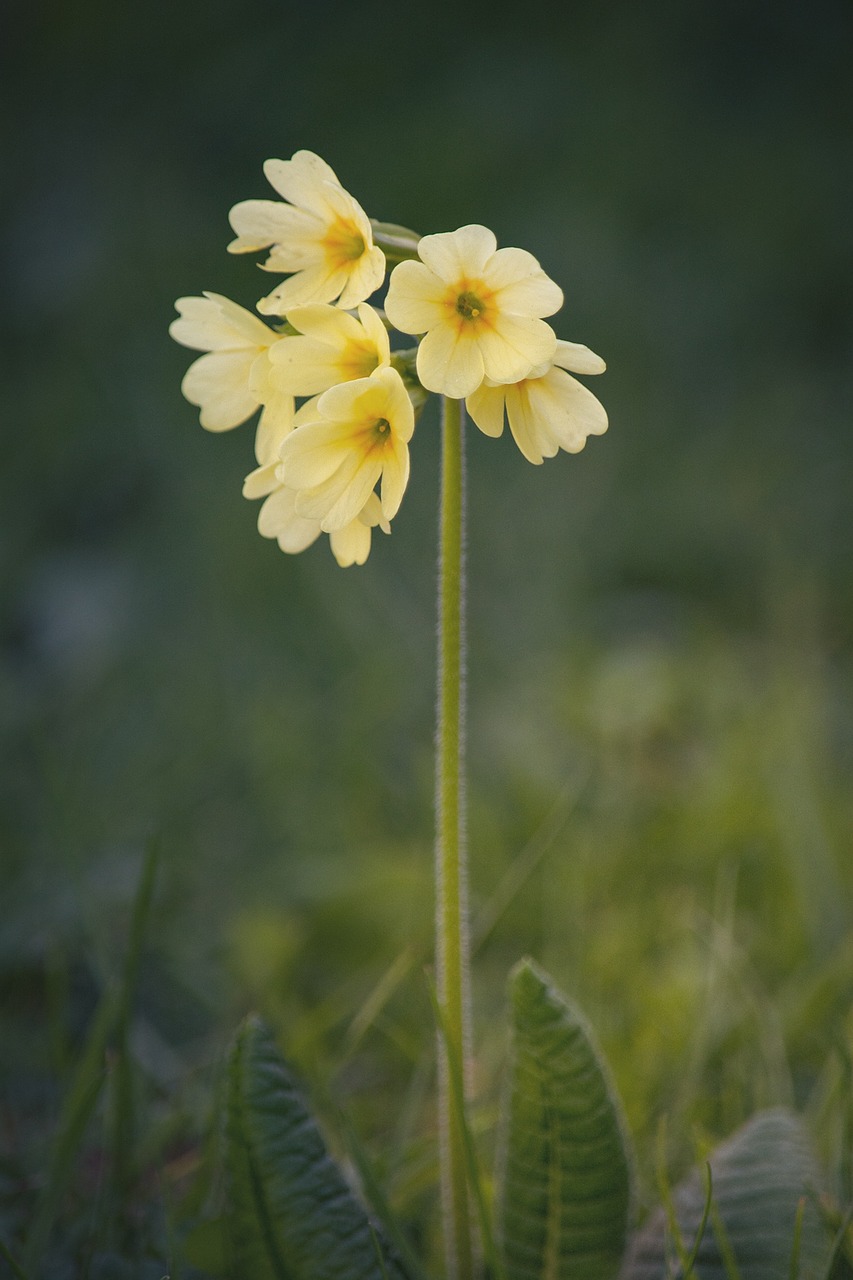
[[435, 394, 474, 1280]]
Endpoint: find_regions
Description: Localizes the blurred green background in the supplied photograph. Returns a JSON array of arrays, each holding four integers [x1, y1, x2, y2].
[[2, 0, 852, 1267]]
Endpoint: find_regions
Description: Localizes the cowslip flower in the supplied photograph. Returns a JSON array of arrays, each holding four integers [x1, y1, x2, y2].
[[169, 292, 294, 456], [465, 340, 608, 464], [384, 224, 562, 399], [268, 302, 391, 398], [242, 372, 390, 568], [227, 151, 385, 315], [278, 366, 413, 532]]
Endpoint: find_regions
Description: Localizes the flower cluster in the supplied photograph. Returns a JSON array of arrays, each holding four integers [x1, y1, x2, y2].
[[171, 150, 607, 566]]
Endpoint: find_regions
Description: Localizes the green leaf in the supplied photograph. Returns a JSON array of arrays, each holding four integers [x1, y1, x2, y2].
[[224, 1015, 410, 1280], [498, 958, 634, 1280], [623, 1109, 831, 1280]]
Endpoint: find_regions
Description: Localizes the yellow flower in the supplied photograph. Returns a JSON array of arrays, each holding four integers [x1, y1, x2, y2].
[[384, 224, 563, 399], [465, 339, 608, 464], [268, 302, 391, 397], [255, 486, 390, 567], [227, 151, 386, 315], [169, 292, 294, 457], [278, 367, 413, 532]]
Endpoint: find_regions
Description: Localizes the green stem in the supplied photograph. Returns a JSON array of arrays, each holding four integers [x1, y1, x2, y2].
[[436, 395, 474, 1280]]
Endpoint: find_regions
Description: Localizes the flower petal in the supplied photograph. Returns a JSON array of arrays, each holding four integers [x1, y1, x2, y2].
[[320, 178, 373, 239], [355, 303, 392, 367], [384, 260, 448, 334], [285, 304, 365, 346], [483, 248, 563, 316], [553, 339, 606, 375], [536, 369, 609, 451], [268, 335, 345, 396], [371, 365, 415, 442], [257, 262, 350, 314], [329, 517, 373, 567], [227, 200, 321, 257], [378, 438, 410, 521], [279, 419, 358, 489], [298, 451, 383, 532], [258, 486, 323, 553], [262, 151, 341, 215], [337, 244, 386, 308], [465, 384, 506, 438], [417, 323, 484, 398], [170, 294, 273, 351], [478, 314, 557, 385], [243, 461, 281, 499], [504, 383, 546, 464], [181, 350, 260, 430], [254, 392, 295, 464], [418, 225, 497, 281], [507, 368, 608, 463]]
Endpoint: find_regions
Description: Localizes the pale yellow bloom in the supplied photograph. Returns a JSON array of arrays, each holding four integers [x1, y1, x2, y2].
[[268, 303, 391, 397], [384, 224, 562, 399], [169, 292, 294, 456], [465, 339, 608, 464], [243, 365, 390, 568], [227, 151, 386, 315], [279, 367, 413, 532]]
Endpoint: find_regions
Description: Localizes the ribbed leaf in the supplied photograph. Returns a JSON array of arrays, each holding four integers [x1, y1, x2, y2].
[[498, 958, 634, 1280], [225, 1015, 410, 1280], [622, 1109, 830, 1280]]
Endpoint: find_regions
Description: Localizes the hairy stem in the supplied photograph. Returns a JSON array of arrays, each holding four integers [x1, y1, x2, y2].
[[436, 394, 473, 1280]]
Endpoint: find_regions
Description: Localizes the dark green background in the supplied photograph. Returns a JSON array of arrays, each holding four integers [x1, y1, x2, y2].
[[2, 0, 852, 1252]]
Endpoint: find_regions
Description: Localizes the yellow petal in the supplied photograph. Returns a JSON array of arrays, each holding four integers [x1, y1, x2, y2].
[[416, 323, 484, 398], [489, 259, 560, 317], [337, 245, 386, 308], [357, 492, 388, 530], [297, 452, 383, 533], [503, 383, 546, 464], [170, 294, 273, 352], [417, 225, 497, 281], [507, 369, 608, 463], [258, 487, 323, 553], [262, 151, 341, 214], [482, 248, 563, 317], [227, 200, 321, 256], [254, 392, 295, 465], [181, 350, 259, 430], [268, 335, 345, 396], [243, 461, 281, 499], [285, 304, 365, 346], [313, 367, 411, 434], [553, 339, 606, 375], [329, 517, 373, 567], [280, 420, 357, 489], [257, 262, 350, 314], [378, 440, 410, 521], [478, 314, 556, 385], [465, 384, 506, 438], [321, 178, 372, 227], [384, 260, 447, 334], [355, 303, 392, 367]]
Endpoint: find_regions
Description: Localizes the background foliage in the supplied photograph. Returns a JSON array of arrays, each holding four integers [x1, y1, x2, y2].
[[2, 0, 852, 1272]]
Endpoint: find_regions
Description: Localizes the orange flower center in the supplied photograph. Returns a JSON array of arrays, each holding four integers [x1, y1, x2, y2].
[[455, 290, 486, 320], [324, 217, 366, 269], [339, 341, 380, 382], [445, 279, 495, 331]]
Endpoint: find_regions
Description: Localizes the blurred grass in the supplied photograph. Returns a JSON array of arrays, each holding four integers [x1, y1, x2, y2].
[[1, 0, 852, 1271]]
